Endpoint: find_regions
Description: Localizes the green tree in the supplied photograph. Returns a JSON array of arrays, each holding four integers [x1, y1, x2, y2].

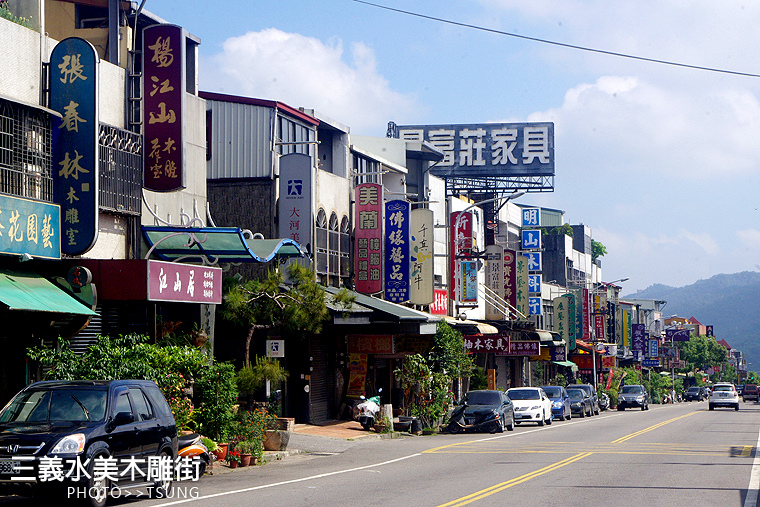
[[428, 320, 475, 380], [678, 334, 728, 371], [221, 263, 329, 367], [591, 240, 607, 263]]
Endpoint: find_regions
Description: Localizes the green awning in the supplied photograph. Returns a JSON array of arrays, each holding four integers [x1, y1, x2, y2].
[[553, 360, 579, 372], [0, 269, 97, 315], [143, 226, 304, 263]]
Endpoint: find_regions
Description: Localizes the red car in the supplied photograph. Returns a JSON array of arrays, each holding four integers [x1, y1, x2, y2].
[[743, 384, 759, 402]]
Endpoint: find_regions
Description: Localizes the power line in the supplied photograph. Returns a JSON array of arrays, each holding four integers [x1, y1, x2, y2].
[[353, 0, 760, 79]]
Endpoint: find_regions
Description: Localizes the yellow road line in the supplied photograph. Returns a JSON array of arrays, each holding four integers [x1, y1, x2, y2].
[[611, 412, 695, 443], [436, 453, 592, 507], [744, 446, 754, 457]]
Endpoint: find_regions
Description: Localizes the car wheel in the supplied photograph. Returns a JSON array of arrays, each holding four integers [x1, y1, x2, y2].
[[85, 454, 109, 507], [736, 404, 740, 411], [594, 407, 600, 415], [538, 412, 545, 426], [566, 409, 571, 420], [149, 451, 173, 499], [546, 413, 552, 425], [641, 404, 646, 411], [448, 422, 461, 434], [507, 415, 514, 431], [618, 406, 624, 411], [579, 409, 585, 418], [709, 404, 714, 411]]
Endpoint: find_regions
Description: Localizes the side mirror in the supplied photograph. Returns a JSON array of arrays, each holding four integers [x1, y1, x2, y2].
[[109, 411, 134, 430]]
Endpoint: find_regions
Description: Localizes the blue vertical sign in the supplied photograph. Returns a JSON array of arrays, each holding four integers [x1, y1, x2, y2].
[[521, 208, 541, 227], [522, 251, 542, 271], [385, 200, 410, 302], [528, 297, 542, 315], [521, 229, 541, 250], [648, 339, 659, 358], [50, 37, 99, 255]]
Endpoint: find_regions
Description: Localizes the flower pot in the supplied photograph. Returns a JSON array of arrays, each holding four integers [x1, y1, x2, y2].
[[228, 460, 238, 469], [264, 429, 290, 451], [240, 453, 252, 467], [213, 442, 228, 461]]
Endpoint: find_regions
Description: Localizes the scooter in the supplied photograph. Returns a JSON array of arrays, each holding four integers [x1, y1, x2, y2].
[[177, 433, 210, 480], [355, 388, 382, 430], [599, 393, 610, 411], [447, 402, 507, 434]]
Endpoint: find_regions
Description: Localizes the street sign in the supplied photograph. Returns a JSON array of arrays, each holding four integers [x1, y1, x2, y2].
[[642, 359, 660, 367]]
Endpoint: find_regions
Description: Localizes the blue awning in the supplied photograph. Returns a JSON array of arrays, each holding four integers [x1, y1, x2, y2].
[[142, 226, 304, 263]]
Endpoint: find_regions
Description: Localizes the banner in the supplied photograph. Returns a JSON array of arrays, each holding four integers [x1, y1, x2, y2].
[[409, 208, 434, 305], [666, 328, 691, 341], [355, 183, 383, 294], [384, 200, 410, 302]]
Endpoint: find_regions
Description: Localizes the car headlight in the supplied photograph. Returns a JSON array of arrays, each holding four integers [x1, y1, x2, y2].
[[552, 401, 562, 408], [50, 433, 86, 455]]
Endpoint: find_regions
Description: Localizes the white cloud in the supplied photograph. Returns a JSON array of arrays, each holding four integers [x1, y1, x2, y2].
[[737, 229, 760, 250], [201, 28, 420, 134]]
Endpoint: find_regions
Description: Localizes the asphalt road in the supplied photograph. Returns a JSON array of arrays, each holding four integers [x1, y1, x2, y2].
[[4, 400, 760, 506]]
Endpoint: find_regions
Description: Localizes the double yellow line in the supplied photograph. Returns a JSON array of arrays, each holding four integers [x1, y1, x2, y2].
[[437, 452, 592, 507], [437, 411, 696, 506]]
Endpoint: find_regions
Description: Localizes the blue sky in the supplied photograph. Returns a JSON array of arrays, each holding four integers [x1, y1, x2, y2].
[[146, 0, 760, 293]]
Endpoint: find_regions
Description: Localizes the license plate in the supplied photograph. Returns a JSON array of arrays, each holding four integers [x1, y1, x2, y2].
[[720, 393, 727, 397], [0, 460, 21, 475]]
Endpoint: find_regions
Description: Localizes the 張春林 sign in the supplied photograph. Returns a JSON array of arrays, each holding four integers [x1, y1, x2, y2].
[[50, 37, 99, 256]]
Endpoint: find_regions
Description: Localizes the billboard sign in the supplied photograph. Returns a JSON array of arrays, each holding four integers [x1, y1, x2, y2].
[[503, 248, 517, 316], [385, 200, 410, 302], [143, 24, 186, 191], [147, 260, 222, 304], [397, 123, 554, 181], [50, 37, 99, 256], [278, 153, 313, 247], [409, 208, 434, 305], [631, 324, 646, 352], [355, 183, 383, 294], [666, 328, 691, 342], [0, 195, 60, 259], [460, 260, 478, 304]]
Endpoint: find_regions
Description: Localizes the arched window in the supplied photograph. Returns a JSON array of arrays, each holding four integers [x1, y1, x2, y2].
[[329, 212, 339, 275], [340, 215, 350, 278], [315, 208, 328, 275]]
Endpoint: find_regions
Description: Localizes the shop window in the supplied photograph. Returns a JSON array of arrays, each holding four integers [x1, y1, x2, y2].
[[353, 153, 380, 185]]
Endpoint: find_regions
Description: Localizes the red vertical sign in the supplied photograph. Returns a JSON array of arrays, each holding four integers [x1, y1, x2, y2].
[[355, 183, 383, 294]]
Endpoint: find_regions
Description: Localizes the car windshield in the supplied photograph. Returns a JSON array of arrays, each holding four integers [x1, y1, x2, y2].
[[464, 391, 501, 405], [621, 386, 643, 394], [542, 387, 562, 398], [713, 385, 733, 392], [0, 388, 107, 423], [567, 390, 585, 400], [687, 387, 699, 393], [508, 389, 540, 400]]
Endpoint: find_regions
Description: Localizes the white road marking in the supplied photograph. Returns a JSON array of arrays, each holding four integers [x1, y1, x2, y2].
[[744, 425, 760, 507]]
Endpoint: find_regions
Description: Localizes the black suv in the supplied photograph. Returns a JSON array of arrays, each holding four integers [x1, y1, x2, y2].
[[685, 386, 706, 401], [0, 380, 177, 507]]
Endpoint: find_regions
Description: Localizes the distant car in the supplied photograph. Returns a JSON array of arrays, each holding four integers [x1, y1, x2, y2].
[[742, 384, 759, 403], [709, 383, 740, 411], [507, 387, 553, 426], [737, 384, 745, 396], [570, 384, 599, 415], [567, 388, 592, 417], [541, 385, 572, 421], [0, 380, 177, 507], [685, 386, 707, 402], [617, 384, 650, 411], [448, 390, 514, 433]]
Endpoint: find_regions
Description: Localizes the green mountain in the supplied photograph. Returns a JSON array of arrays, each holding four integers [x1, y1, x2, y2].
[[623, 272, 760, 372]]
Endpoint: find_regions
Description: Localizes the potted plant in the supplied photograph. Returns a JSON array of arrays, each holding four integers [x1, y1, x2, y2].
[[226, 449, 241, 468], [236, 439, 259, 466], [262, 411, 290, 451]]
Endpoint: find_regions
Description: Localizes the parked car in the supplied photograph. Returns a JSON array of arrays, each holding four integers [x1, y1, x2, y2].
[[617, 384, 650, 411], [709, 382, 740, 411], [570, 384, 599, 415], [742, 384, 759, 403], [0, 380, 178, 507], [685, 386, 707, 402], [566, 388, 592, 418], [448, 390, 514, 433], [507, 387, 553, 426], [541, 385, 572, 421]]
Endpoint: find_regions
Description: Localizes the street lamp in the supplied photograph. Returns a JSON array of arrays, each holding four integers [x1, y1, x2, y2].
[[452, 190, 526, 312]]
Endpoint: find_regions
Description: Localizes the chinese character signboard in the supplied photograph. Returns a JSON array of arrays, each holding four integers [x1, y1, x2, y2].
[[143, 24, 186, 192], [508, 340, 540, 356], [522, 251, 542, 271], [529, 274, 542, 294], [464, 335, 509, 354], [563, 293, 576, 350], [397, 123, 555, 182], [554, 296, 570, 346], [266, 339, 285, 358], [550, 346, 566, 361], [278, 153, 313, 247], [666, 328, 691, 341], [409, 208, 433, 305], [450, 210, 473, 299], [430, 289, 448, 315], [632, 323, 645, 353], [515, 255, 529, 317], [521, 230, 541, 250], [648, 339, 659, 358], [347, 335, 394, 355], [581, 288, 591, 341], [485, 245, 505, 320], [503, 248, 517, 315], [147, 260, 222, 304], [50, 37, 98, 256], [385, 200, 410, 302], [529, 297, 542, 315], [0, 195, 60, 258], [355, 183, 383, 294], [521, 208, 541, 227], [460, 260, 478, 304]]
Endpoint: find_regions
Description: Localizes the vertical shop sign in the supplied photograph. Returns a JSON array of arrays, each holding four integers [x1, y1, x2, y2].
[[143, 24, 186, 191], [278, 153, 313, 247], [385, 200, 410, 302], [485, 245, 505, 320], [515, 254, 529, 318], [430, 289, 448, 315], [521, 208, 541, 227], [563, 292, 577, 350], [50, 37, 99, 256], [460, 260, 478, 303], [631, 324, 645, 353], [581, 288, 592, 341], [554, 296, 569, 346], [409, 208, 434, 305], [503, 248, 517, 316], [355, 183, 383, 294], [622, 310, 631, 347], [450, 211, 473, 300]]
